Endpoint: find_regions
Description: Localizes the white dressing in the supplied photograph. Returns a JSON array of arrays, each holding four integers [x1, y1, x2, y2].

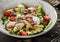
[[32, 16, 40, 24]]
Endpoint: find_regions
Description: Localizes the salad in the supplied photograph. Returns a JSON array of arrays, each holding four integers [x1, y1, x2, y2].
[[1, 4, 51, 36]]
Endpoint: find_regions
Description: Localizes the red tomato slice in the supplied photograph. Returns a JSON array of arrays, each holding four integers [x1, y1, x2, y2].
[[43, 16, 51, 21], [3, 11, 11, 16], [10, 16, 16, 21], [20, 31, 28, 36]]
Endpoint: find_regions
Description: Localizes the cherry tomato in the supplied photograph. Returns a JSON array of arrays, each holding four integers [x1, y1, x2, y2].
[[3, 11, 11, 16], [20, 31, 28, 36], [43, 16, 51, 21], [24, 9, 29, 14], [10, 16, 16, 21]]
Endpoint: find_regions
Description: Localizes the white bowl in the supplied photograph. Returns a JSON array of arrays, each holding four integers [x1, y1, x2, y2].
[[0, 0, 57, 38]]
